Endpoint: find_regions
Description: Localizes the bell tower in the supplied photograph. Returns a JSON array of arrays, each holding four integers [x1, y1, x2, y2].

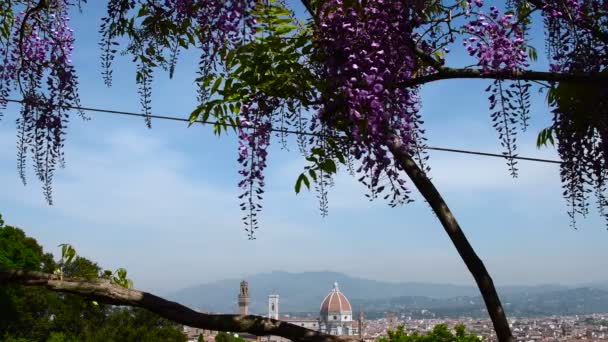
[[387, 312, 396, 331], [358, 311, 365, 339], [268, 294, 279, 320], [238, 280, 250, 315]]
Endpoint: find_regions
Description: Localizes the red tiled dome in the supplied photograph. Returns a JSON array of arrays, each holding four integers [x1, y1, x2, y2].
[[320, 282, 352, 313]]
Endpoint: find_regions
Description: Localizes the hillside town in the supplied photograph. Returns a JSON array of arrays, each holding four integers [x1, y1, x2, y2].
[[182, 281, 608, 342], [361, 314, 608, 341]]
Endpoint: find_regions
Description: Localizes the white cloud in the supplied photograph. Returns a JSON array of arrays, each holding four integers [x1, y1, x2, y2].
[[1, 117, 605, 294], [270, 143, 562, 214], [2, 127, 234, 228], [0, 125, 345, 292]]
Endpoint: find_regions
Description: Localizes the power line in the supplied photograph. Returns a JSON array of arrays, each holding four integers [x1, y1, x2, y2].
[[2, 98, 562, 165]]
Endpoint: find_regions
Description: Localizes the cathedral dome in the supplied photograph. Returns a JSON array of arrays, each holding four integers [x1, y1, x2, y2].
[[320, 282, 352, 314]]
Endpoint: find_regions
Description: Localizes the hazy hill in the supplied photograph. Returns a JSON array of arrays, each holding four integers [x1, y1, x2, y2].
[[354, 287, 608, 319], [168, 271, 476, 313], [167, 271, 601, 314], [583, 281, 608, 291]]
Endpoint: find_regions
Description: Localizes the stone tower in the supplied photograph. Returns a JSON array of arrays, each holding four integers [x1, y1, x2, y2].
[[358, 311, 365, 339], [387, 312, 396, 331], [238, 280, 250, 315], [268, 294, 279, 320]]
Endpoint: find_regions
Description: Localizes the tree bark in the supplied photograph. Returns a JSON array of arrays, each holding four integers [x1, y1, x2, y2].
[[399, 67, 608, 88], [0, 269, 354, 342], [387, 137, 514, 342]]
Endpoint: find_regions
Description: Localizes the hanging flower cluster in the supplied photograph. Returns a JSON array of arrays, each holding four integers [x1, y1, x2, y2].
[[190, 1, 308, 238], [463, 3, 529, 73], [99, 0, 267, 237], [237, 98, 272, 239], [539, 0, 608, 226], [0, 1, 82, 205], [314, 0, 428, 206], [461, 0, 532, 177], [99, 0, 258, 126]]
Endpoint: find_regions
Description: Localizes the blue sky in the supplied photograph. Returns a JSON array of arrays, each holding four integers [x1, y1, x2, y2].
[[0, 1, 606, 295]]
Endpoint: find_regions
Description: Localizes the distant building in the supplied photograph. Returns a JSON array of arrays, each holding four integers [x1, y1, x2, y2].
[[266, 282, 358, 341], [239, 280, 250, 316], [237, 280, 260, 342], [268, 294, 279, 320], [319, 282, 357, 336], [387, 312, 396, 331], [358, 311, 366, 339], [185, 280, 360, 342]]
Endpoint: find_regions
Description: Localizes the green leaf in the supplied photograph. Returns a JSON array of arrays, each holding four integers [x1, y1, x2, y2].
[[225, 48, 237, 67], [137, 6, 149, 17], [308, 169, 318, 182], [528, 46, 538, 62], [335, 151, 346, 164], [549, 73, 607, 132], [117, 268, 127, 280], [295, 173, 310, 193], [210, 76, 223, 95], [186, 32, 196, 45], [65, 246, 76, 263], [536, 126, 556, 148], [319, 159, 337, 174], [189, 106, 204, 125], [311, 147, 326, 157], [274, 25, 297, 35]]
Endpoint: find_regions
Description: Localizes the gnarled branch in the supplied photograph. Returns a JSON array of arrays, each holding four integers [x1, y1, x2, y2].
[[0, 269, 355, 342], [300, 0, 318, 25], [401, 67, 608, 88], [387, 136, 514, 342]]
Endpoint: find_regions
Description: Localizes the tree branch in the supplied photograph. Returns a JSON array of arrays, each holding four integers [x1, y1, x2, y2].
[[0, 269, 355, 342], [386, 137, 514, 342], [300, 0, 318, 25], [402, 67, 608, 88], [409, 39, 445, 72]]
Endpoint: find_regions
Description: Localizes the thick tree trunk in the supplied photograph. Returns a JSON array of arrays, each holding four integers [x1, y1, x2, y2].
[[387, 137, 514, 342], [0, 270, 353, 342]]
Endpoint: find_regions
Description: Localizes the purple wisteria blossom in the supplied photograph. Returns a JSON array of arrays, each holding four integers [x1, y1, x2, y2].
[[237, 97, 272, 239], [315, 0, 429, 205], [0, 1, 81, 205], [463, 3, 529, 73]]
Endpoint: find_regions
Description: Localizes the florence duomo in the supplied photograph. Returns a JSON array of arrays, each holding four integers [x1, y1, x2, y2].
[[318, 282, 358, 336], [260, 282, 361, 341]]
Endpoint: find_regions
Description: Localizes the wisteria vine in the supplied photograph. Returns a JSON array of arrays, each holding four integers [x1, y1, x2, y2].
[[313, 0, 429, 207], [461, 0, 532, 176], [0, 0, 83, 205], [540, 0, 608, 227], [0, 0, 607, 235], [99, 0, 257, 127]]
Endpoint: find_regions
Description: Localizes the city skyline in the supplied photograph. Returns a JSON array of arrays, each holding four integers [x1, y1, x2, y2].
[[180, 277, 608, 341]]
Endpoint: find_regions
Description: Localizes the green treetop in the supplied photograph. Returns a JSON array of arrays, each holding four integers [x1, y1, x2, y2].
[[380, 324, 482, 342]]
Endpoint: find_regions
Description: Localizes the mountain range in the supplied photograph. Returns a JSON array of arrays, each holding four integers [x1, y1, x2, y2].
[[167, 271, 608, 317]]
